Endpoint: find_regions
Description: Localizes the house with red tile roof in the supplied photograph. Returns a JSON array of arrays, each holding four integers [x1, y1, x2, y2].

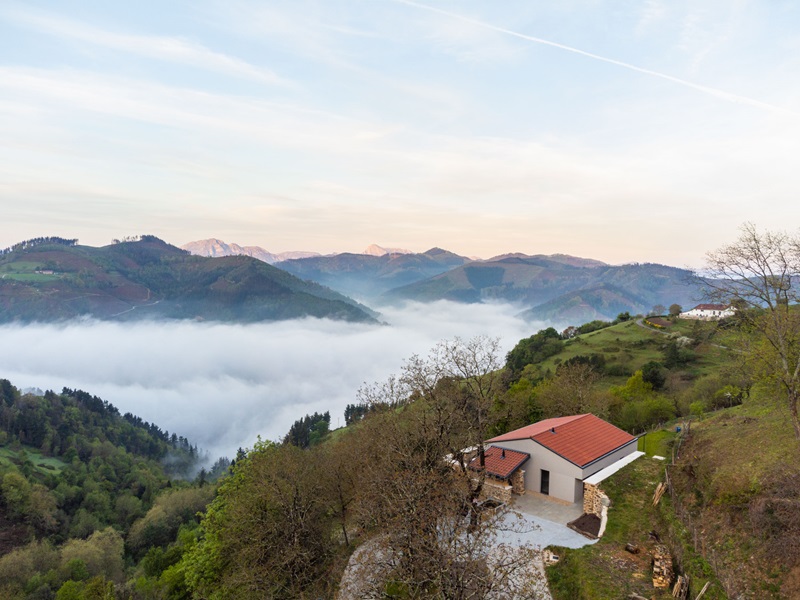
[[679, 303, 734, 320], [484, 414, 638, 504]]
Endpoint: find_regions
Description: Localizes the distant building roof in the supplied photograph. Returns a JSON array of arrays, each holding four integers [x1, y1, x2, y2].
[[488, 414, 636, 468], [469, 446, 529, 479], [690, 303, 730, 311]]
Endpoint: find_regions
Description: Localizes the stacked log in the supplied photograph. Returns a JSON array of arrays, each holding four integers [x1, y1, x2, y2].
[[652, 543, 673, 589], [653, 481, 667, 506], [672, 574, 689, 598]]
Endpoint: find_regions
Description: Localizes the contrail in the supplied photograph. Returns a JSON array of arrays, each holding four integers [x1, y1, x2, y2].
[[393, 0, 794, 116]]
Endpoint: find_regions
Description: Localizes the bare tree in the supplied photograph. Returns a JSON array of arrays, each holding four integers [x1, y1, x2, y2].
[[534, 362, 606, 419], [702, 223, 800, 438], [351, 336, 545, 598]]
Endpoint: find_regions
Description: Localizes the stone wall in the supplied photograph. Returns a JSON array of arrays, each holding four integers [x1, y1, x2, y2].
[[511, 470, 525, 495], [481, 479, 512, 504]]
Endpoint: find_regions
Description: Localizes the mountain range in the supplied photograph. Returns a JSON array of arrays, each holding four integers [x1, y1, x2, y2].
[[182, 238, 704, 323], [1, 235, 707, 325], [0, 237, 376, 323]]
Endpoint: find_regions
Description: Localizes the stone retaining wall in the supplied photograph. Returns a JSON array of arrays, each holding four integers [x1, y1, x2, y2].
[[481, 479, 512, 504]]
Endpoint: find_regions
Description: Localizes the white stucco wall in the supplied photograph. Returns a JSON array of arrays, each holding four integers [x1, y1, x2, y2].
[[581, 439, 639, 479], [489, 440, 582, 503]]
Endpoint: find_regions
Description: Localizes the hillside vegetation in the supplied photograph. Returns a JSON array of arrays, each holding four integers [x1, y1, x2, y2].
[[505, 309, 800, 598], [2, 309, 797, 598], [0, 236, 375, 324], [382, 256, 704, 323], [0, 379, 222, 599]]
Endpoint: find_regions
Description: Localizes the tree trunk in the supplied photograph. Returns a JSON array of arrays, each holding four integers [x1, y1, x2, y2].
[[790, 389, 800, 440]]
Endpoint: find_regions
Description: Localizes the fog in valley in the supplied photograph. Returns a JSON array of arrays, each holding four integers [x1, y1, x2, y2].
[[0, 302, 544, 460]]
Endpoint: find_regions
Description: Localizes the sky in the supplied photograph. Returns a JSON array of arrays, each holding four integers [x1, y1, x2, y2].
[[0, 302, 538, 459], [1, 0, 799, 266]]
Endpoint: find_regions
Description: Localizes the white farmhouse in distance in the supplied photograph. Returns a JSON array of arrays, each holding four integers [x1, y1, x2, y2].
[[679, 303, 735, 320]]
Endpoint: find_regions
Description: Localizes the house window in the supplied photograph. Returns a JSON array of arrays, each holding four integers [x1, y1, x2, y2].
[[541, 469, 550, 495]]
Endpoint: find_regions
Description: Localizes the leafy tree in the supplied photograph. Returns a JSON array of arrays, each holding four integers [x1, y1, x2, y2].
[[127, 487, 214, 559], [663, 340, 696, 368], [2, 471, 36, 521], [505, 327, 563, 374], [60, 528, 125, 583], [578, 319, 613, 333], [490, 377, 541, 435], [669, 303, 683, 316], [641, 361, 667, 390], [344, 402, 370, 425], [283, 411, 330, 448], [702, 223, 800, 438], [181, 441, 335, 598], [561, 325, 579, 339], [610, 370, 654, 403], [0, 379, 19, 406]]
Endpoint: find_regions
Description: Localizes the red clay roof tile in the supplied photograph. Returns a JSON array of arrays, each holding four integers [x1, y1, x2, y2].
[[486, 414, 586, 443], [531, 414, 635, 467], [469, 446, 529, 479]]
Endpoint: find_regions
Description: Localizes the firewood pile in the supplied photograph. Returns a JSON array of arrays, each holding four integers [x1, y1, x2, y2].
[[653, 481, 667, 506], [652, 543, 673, 589], [672, 574, 689, 598]]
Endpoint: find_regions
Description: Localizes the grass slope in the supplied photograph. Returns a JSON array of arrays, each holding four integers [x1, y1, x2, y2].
[[547, 427, 726, 600], [526, 319, 735, 384]]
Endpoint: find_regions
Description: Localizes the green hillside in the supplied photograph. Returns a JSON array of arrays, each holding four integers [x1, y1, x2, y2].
[[0, 236, 376, 323], [503, 310, 800, 598], [0, 379, 223, 599], [382, 256, 704, 323]]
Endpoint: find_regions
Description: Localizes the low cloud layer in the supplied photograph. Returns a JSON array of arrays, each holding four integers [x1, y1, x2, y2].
[[0, 302, 542, 459]]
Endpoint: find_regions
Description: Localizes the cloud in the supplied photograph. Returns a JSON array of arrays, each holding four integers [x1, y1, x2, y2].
[[0, 303, 541, 460], [393, 0, 795, 116], [1, 5, 291, 87]]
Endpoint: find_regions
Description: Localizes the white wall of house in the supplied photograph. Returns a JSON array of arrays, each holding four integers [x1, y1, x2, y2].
[[679, 307, 734, 320], [490, 440, 582, 503], [581, 439, 639, 479]]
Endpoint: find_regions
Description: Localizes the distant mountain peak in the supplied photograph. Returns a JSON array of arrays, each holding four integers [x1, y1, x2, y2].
[[362, 244, 413, 256], [182, 239, 320, 264]]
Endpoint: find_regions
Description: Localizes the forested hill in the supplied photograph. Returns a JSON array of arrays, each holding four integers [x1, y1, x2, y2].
[[0, 378, 223, 598], [0, 236, 376, 323], [382, 256, 703, 323]]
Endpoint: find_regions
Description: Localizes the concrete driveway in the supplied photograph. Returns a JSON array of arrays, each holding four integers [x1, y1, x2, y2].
[[493, 493, 596, 550]]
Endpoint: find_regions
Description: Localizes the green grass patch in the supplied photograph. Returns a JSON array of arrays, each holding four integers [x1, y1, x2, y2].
[[547, 428, 726, 600], [0, 260, 44, 272], [0, 272, 57, 282], [637, 429, 676, 457], [0, 445, 68, 476], [538, 321, 665, 377]]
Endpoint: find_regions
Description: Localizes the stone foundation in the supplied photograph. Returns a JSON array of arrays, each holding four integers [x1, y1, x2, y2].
[[480, 479, 512, 504]]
